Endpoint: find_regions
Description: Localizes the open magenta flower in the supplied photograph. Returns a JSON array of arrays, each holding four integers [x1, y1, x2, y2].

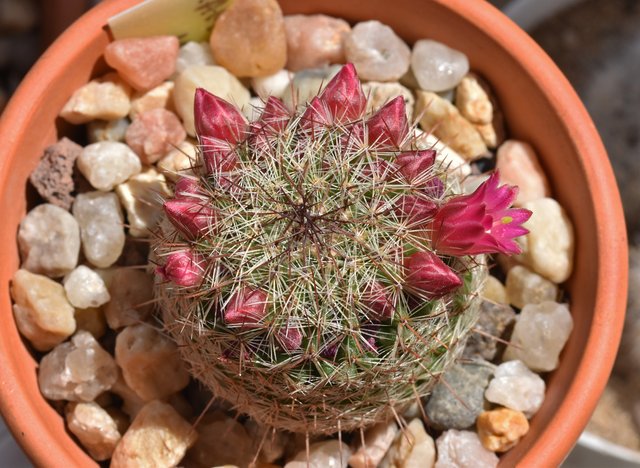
[[431, 171, 532, 256], [156, 250, 204, 287], [404, 251, 462, 299]]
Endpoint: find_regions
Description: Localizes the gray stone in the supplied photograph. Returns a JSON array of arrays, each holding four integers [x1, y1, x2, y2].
[[463, 300, 516, 361], [425, 361, 493, 430]]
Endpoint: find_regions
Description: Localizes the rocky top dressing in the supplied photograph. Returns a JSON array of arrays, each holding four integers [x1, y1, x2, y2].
[[11, 0, 574, 466]]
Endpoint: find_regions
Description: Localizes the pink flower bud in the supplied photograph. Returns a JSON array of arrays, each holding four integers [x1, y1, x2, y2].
[[394, 195, 437, 226], [300, 96, 332, 132], [361, 281, 394, 322], [318, 63, 366, 122], [224, 287, 269, 328], [156, 250, 204, 287], [395, 150, 436, 185], [174, 177, 201, 198], [366, 96, 409, 150], [404, 251, 462, 298], [164, 198, 217, 239], [431, 171, 532, 256], [256, 96, 290, 133], [194, 88, 248, 144], [277, 324, 303, 352]]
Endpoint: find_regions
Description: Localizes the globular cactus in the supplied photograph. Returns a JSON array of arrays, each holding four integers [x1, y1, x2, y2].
[[153, 64, 530, 434]]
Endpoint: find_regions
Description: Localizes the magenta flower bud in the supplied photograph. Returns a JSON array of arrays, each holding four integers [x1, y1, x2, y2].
[[395, 150, 436, 185], [224, 287, 269, 328], [277, 324, 303, 352], [194, 88, 248, 144], [404, 251, 462, 299], [431, 171, 532, 256], [164, 198, 217, 239], [256, 96, 290, 133], [300, 96, 332, 132], [361, 281, 394, 322], [174, 177, 201, 198], [366, 96, 409, 150], [394, 195, 437, 226], [318, 63, 366, 122], [156, 250, 204, 287]]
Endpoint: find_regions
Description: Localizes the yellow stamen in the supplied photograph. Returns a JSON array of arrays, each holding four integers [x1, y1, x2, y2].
[[501, 216, 513, 224]]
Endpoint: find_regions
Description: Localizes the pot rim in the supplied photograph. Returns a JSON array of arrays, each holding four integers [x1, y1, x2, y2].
[[0, 0, 628, 466]]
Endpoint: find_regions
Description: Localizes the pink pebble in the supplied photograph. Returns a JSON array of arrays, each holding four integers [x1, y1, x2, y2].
[[104, 36, 179, 91], [125, 108, 186, 164]]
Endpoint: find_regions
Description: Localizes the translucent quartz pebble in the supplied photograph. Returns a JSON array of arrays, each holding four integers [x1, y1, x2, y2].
[[77, 141, 141, 192], [485, 360, 545, 417], [380, 419, 435, 468], [38, 330, 118, 401], [173, 65, 250, 136], [185, 412, 254, 467], [18, 203, 80, 277], [110, 400, 197, 468], [349, 420, 398, 468], [251, 69, 292, 99], [125, 108, 186, 164], [281, 65, 341, 111], [504, 301, 574, 372], [284, 14, 350, 71], [65, 401, 121, 461], [11, 269, 76, 351], [496, 140, 550, 206], [104, 36, 179, 91], [115, 167, 170, 237], [344, 20, 411, 82], [103, 268, 154, 330], [60, 74, 131, 124], [115, 324, 190, 401], [435, 430, 498, 468], [476, 408, 530, 452], [362, 81, 414, 121], [505, 265, 558, 309], [129, 81, 175, 120], [414, 130, 471, 182], [73, 192, 125, 268], [209, 0, 287, 77], [157, 140, 198, 181], [174, 41, 215, 76], [411, 39, 469, 92], [63, 265, 111, 309], [285, 440, 352, 468], [516, 198, 575, 283]]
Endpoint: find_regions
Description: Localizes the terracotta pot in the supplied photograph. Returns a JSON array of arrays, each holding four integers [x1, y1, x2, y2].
[[0, 0, 627, 466]]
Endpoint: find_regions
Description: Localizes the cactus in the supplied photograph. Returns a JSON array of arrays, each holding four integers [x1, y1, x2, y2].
[[153, 64, 530, 434]]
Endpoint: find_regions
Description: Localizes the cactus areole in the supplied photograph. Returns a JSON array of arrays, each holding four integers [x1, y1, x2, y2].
[[153, 64, 530, 434]]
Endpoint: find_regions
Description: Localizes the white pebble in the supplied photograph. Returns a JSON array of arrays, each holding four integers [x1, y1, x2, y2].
[[115, 167, 170, 237], [286, 440, 351, 468], [505, 265, 558, 309], [411, 39, 469, 92], [415, 129, 471, 182], [38, 330, 118, 401], [63, 265, 111, 309], [11, 269, 76, 351], [344, 20, 411, 82], [129, 81, 175, 120], [504, 301, 574, 372], [18, 203, 80, 277], [157, 140, 198, 181], [60, 74, 131, 124], [65, 401, 121, 461], [174, 41, 215, 76], [73, 192, 126, 268], [251, 69, 293, 99], [173, 65, 250, 136], [349, 420, 398, 468], [362, 81, 414, 121], [77, 141, 141, 192], [517, 197, 574, 283], [382, 418, 435, 468], [435, 430, 498, 468], [485, 360, 546, 417]]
